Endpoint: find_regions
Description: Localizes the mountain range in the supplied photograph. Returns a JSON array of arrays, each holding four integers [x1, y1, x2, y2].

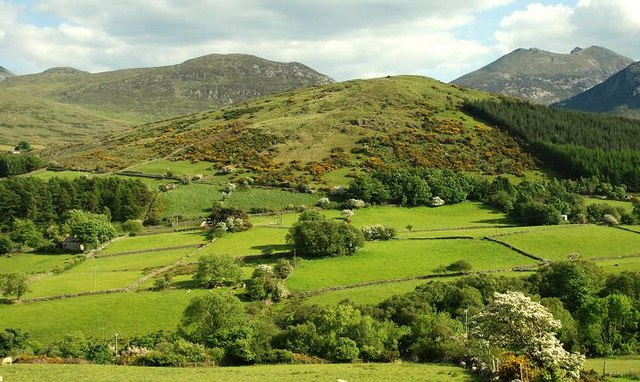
[[554, 61, 640, 119], [0, 54, 333, 145], [451, 46, 633, 105]]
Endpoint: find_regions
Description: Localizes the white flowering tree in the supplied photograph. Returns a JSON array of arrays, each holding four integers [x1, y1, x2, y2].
[[471, 291, 584, 381]]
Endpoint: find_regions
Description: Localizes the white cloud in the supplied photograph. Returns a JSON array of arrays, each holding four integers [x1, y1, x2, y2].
[[495, 0, 640, 60], [0, 0, 513, 80]]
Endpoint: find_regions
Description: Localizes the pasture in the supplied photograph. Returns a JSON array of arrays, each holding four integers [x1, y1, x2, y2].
[[25, 248, 196, 298], [126, 159, 214, 177], [0, 252, 75, 274], [496, 225, 640, 261], [584, 357, 640, 381], [160, 183, 222, 218], [286, 238, 536, 292], [224, 188, 320, 212], [99, 231, 208, 254], [0, 290, 210, 342], [201, 227, 289, 257], [0, 362, 474, 382]]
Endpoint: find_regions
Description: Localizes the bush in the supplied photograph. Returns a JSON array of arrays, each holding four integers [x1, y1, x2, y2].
[[445, 260, 473, 272], [274, 259, 294, 279], [193, 254, 243, 288], [121, 219, 144, 235], [361, 225, 397, 241]]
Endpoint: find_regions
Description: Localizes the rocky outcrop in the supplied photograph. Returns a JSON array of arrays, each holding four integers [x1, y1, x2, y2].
[[554, 61, 640, 118], [452, 46, 634, 104], [0, 65, 13, 82]]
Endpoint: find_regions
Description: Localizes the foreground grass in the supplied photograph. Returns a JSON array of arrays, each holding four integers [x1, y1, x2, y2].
[[201, 227, 289, 257], [287, 239, 535, 292], [1, 363, 474, 382], [0, 290, 209, 343]]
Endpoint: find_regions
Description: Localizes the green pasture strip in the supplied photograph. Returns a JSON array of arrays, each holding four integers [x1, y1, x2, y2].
[[594, 257, 640, 273], [25, 270, 139, 298], [584, 357, 640, 377], [24, 169, 97, 180], [497, 225, 640, 262], [347, 202, 510, 231], [0, 290, 210, 343], [623, 225, 640, 233], [25, 248, 196, 297], [322, 167, 357, 186], [224, 188, 320, 212], [584, 197, 634, 213], [1, 363, 474, 382], [160, 183, 222, 218], [303, 279, 429, 305], [0, 252, 74, 274], [286, 239, 536, 292], [100, 231, 208, 254], [201, 228, 289, 257], [127, 159, 214, 176], [302, 270, 535, 306], [396, 225, 553, 239], [112, 174, 169, 190]]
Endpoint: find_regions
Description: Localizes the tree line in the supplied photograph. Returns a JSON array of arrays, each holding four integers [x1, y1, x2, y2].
[[462, 98, 640, 190], [0, 176, 156, 228], [2, 262, 637, 381], [0, 153, 43, 177], [347, 168, 640, 226]]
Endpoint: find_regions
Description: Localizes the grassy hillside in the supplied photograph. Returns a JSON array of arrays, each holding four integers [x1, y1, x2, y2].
[[45, 75, 536, 186], [0, 54, 333, 146]]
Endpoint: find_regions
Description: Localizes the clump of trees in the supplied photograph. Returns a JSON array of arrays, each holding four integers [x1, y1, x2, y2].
[[0, 272, 30, 300], [286, 211, 364, 257], [463, 98, 640, 190], [0, 152, 43, 177], [193, 254, 243, 288]]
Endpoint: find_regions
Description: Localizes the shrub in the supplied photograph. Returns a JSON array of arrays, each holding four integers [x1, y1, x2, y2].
[[361, 225, 397, 241], [445, 260, 473, 272]]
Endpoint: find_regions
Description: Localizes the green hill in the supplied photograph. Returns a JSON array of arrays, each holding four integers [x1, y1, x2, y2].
[[0, 54, 333, 146], [554, 61, 640, 119], [44, 75, 537, 184], [452, 46, 633, 105]]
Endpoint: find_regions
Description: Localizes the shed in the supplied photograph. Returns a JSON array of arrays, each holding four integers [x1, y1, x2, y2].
[[62, 236, 85, 252]]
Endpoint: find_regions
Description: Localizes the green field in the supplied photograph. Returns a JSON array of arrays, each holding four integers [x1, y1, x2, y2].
[[594, 257, 640, 273], [303, 279, 429, 305], [25, 248, 196, 298], [99, 231, 208, 254], [202, 227, 289, 257], [286, 239, 536, 292], [0, 252, 75, 274], [584, 197, 634, 213], [127, 159, 215, 177], [584, 357, 640, 380], [160, 183, 223, 218], [347, 202, 510, 231], [0, 363, 474, 382], [25, 170, 97, 180], [498, 225, 640, 261], [0, 290, 209, 342], [224, 188, 320, 212]]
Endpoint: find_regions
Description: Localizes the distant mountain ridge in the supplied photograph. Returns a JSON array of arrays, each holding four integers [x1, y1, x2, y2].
[[452, 46, 633, 104], [0, 65, 13, 82], [554, 61, 640, 118], [0, 54, 334, 145]]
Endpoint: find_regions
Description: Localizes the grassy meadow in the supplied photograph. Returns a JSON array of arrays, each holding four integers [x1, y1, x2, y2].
[[0, 252, 75, 274], [286, 238, 535, 292], [497, 225, 640, 261], [0, 362, 474, 382]]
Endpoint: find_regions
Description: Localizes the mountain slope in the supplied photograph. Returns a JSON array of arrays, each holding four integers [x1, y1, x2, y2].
[[554, 61, 640, 118], [0, 54, 333, 145], [44, 75, 537, 183], [452, 46, 633, 104], [0, 65, 13, 82]]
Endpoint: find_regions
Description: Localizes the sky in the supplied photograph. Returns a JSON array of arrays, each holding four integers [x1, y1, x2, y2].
[[0, 0, 638, 82]]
